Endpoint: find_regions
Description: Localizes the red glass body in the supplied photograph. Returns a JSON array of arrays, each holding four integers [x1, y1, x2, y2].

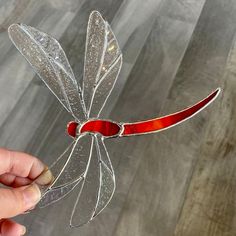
[[67, 120, 121, 138], [80, 120, 121, 137]]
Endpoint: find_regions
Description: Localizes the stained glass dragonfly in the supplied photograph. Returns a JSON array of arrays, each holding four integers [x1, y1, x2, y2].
[[8, 11, 220, 227]]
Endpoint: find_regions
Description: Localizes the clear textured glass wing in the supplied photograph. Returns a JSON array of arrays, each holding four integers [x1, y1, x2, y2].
[[36, 142, 75, 201], [82, 11, 107, 112], [70, 134, 115, 226], [98, 24, 121, 80], [8, 24, 86, 122], [96, 135, 114, 173], [93, 135, 115, 217], [82, 11, 122, 118], [38, 178, 83, 208], [89, 55, 122, 118], [49, 141, 75, 179], [36, 134, 93, 208], [70, 135, 100, 227], [49, 134, 93, 189], [36, 132, 116, 226]]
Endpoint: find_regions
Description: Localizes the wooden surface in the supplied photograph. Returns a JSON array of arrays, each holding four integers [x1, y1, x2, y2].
[[0, 0, 236, 235]]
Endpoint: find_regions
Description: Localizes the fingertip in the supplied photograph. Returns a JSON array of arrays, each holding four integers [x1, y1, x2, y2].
[[35, 167, 54, 186], [21, 226, 26, 235], [1, 219, 26, 236]]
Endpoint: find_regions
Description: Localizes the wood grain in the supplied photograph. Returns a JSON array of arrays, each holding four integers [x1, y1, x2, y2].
[[175, 22, 236, 236], [112, 0, 236, 235]]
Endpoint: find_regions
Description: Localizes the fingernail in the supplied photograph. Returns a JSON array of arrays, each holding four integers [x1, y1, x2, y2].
[[22, 183, 41, 209], [35, 168, 54, 186], [21, 226, 26, 235]]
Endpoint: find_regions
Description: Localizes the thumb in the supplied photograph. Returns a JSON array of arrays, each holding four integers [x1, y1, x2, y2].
[[0, 184, 41, 218]]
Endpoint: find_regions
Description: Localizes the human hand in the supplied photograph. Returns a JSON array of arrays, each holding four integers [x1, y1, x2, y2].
[[0, 148, 53, 236]]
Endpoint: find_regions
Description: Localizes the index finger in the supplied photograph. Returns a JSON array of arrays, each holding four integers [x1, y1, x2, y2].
[[0, 148, 46, 179]]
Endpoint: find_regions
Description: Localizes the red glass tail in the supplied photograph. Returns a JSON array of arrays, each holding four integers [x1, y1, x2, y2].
[[120, 88, 220, 136]]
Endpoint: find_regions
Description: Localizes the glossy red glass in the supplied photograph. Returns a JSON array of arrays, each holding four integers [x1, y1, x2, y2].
[[80, 120, 121, 137], [67, 89, 220, 138], [121, 89, 220, 136], [67, 121, 79, 137]]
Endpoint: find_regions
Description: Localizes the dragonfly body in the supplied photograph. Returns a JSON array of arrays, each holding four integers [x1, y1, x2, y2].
[[8, 10, 221, 227], [68, 119, 122, 138], [69, 87, 220, 139]]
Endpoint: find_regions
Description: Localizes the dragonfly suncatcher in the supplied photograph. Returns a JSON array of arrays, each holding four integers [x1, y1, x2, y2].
[[8, 11, 220, 227]]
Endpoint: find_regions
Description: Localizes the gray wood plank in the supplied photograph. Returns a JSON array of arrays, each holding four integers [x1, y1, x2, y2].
[[112, 0, 236, 235], [174, 28, 236, 236]]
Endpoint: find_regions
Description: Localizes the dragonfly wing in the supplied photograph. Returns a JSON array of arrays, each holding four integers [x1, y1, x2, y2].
[[38, 178, 83, 208], [89, 55, 122, 118], [37, 135, 115, 225], [51, 133, 93, 188], [49, 141, 75, 179], [70, 135, 100, 227], [98, 24, 122, 80], [93, 135, 115, 217], [82, 11, 107, 112], [82, 11, 122, 117], [36, 134, 93, 208], [70, 135, 115, 226], [35, 141, 75, 199], [88, 22, 122, 118], [8, 24, 86, 122]]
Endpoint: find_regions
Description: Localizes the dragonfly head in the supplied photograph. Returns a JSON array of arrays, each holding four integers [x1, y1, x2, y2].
[[67, 119, 122, 138], [67, 121, 79, 138]]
